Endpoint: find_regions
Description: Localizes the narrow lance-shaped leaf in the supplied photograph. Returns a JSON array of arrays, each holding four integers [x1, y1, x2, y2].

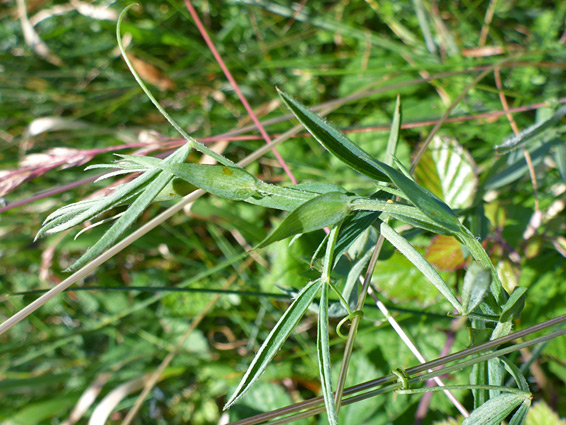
[[555, 141, 566, 184], [385, 95, 402, 166], [508, 400, 531, 425], [278, 88, 390, 182], [462, 392, 530, 425], [36, 143, 191, 240], [500, 287, 528, 322], [258, 192, 354, 248], [122, 155, 319, 211], [278, 89, 461, 233], [318, 282, 339, 425], [66, 171, 174, 272], [380, 222, 463, 313], [224, 278, 323, 409], [462, 263, 492, 315], [117, 155, 259, 201], [495, 104, 566, 154], [500, 357, 530, 392]]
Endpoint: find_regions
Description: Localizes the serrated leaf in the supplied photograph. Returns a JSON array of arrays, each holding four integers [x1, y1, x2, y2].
[[317, 283, 338, 425], [462, 263, 492, 315], [500, 287, 527, 322], [380, 222, 462, 313], [415, 135, 478, 209], [463, 392, 529, 425], [426, 235, 467, 271], [258, 192, 354, 248], [224, 278, 323, 409]]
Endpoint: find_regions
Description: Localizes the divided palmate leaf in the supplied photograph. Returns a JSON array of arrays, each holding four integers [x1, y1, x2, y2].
[[278, 89, 462, 233], [224, 278, 323, 409]]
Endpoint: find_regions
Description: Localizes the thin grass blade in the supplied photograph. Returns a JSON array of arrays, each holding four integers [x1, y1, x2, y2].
[[495, 104, 566, 154]]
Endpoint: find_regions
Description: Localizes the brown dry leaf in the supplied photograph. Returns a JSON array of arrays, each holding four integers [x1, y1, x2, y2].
[[70, 0, 118, 21], [21, 147, 94, 169], [17, 0, 63, 66], [128, 55, 175, 91], [0, 169, 34, 197], [27, 116, 89, 137]]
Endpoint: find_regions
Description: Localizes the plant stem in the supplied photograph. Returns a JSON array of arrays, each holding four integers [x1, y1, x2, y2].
[[228, 316, 566, 424]]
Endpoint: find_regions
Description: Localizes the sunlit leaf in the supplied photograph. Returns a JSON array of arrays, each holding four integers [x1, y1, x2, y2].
[[461, 263, 492, 315], [463, 392, 530, 425], [415, 135, 478, 209], [317, 283, 338, 425], [259, 192, 354, 248], [224, 279, 323, 409], [426, 235, 467, 271], [279, 89, 462, 232], [380, 222, 462, 313]]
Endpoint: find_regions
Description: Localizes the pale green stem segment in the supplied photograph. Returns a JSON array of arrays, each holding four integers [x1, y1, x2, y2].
[[397, 385, 530, 397], [317, 226, 340, 425]]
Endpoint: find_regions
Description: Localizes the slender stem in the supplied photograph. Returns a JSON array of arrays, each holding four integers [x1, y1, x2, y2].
[[183, 0, 297, 184], [397, 384, 530, 397], [334, 236, 385, 411], [228, 315, 566, 425], [367, 287, 469, 417]]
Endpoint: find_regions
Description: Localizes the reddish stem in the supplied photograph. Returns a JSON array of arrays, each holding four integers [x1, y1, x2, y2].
[[183, 0, 297, 184]]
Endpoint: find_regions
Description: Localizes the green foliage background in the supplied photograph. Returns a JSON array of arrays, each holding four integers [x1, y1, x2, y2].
[[1, 0, 566, 424]]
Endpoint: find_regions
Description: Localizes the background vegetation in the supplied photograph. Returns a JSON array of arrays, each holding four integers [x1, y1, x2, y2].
[[1, 0, 566, 424]]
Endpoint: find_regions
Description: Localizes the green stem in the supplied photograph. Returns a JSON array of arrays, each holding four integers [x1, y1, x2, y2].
[[397, 384, 530, 397]]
